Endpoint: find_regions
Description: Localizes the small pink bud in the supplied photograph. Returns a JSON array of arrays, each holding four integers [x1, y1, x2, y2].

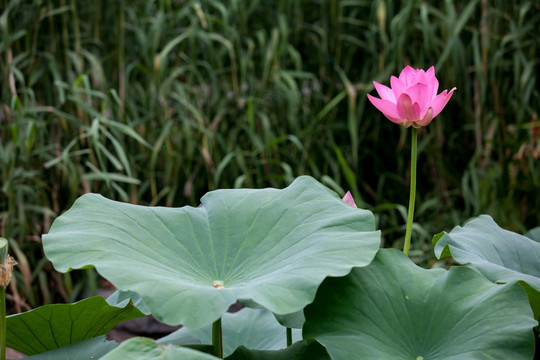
[[342, 191, 357, 208]]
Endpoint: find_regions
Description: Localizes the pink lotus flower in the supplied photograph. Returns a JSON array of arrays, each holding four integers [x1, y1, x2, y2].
[[342, 191, 357, 208], [367, 66, 456, 128]]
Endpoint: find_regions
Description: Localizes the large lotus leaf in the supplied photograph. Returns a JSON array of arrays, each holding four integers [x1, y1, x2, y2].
[[23, 336, 117, 360], [433, 215, 540, 288], [433, 215, 540, 318], [225, 341, 330, 360], [42, 176, 380, 329], [433, 215, 540, 321], [6, 296, 145, 356], [274, 310, 304, 329], [100, 337, 219, 360], [303, 249, 537, 359], [158, 307, 301, 356], [107, 289, 150, 315], [519, 281, 540, 322], [525, 226, 540, 242]]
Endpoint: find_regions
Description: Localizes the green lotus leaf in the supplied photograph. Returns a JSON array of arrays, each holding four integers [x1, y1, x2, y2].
[[42, 176, 380, 329], [6, 296, 145, 356], [433, 215, 540, 288], [23, 336, 117, 360], [303, 249, 537, 359], [273, 309, 304, 329], [100, 337, 219, 360], [519, 281, 540, 321], [225, 340, 330, 360], [107, 289, 150, 315], [433, 215, 540, 318], [158, 307, 301, 356], [525, 226, 540, 243]]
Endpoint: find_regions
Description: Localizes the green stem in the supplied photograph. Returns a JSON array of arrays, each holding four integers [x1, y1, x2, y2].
[[212, 318, 223, 358], [403, 127, 417, 256], [1, 286, 6, 360], [286, 327, 292, 347]]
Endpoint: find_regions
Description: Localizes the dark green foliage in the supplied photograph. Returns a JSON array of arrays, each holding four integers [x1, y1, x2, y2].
[[0, 0, 538, 310]]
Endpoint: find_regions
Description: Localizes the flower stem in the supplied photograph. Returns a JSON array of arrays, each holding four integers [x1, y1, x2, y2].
[[403, 127, 417, 256], [286, 327, 292, 347], [0, 239, 8, 360], [212, 318, 223, 358], [0, 286, 5, 360]]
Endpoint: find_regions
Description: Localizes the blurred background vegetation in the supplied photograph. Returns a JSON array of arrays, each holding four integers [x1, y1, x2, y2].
[[0, 0, 538, 312]]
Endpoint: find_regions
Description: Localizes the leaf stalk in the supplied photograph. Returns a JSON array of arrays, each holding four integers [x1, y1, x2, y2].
[[286, 327, 292, 347], [212, 317, 223, 358], [0, 286, 5, 360]]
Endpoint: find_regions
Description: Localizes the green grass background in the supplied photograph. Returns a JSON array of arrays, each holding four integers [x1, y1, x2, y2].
[[1, 0, 538, 311]]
